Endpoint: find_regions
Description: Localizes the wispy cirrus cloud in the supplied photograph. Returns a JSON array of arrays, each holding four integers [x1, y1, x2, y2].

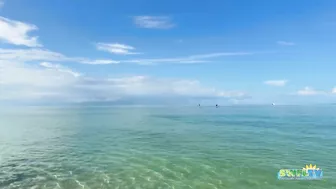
[[79, 59, 120, 65], [0, 48, 119, 65], [40, 62, 81, 77], [188, 52, 252, 59], [126, 52, 254, 65], [0, 16, 42, 47], [264, 80, 288, 86], [0, 15, 252, 104], [0, 48, 255, 65], [133, 16, 175, 29], [0, 16, 257, 66], [96, 43, 141, 55], [277, 41, 295, 46], [0, 48, 66, 62]]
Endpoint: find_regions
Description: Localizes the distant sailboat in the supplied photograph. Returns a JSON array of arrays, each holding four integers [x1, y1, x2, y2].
[[272, 103, 276, 106]]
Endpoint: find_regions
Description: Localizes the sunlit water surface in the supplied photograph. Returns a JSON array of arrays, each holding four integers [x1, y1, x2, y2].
[[0, 105, 335, 188]]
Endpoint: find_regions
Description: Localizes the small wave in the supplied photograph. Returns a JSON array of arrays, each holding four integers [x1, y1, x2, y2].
[[55, 182, 61, 189], [75, 180, 85, 188]]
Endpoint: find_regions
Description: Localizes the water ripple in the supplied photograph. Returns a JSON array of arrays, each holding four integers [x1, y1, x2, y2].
[[1, 106, 335, 188]]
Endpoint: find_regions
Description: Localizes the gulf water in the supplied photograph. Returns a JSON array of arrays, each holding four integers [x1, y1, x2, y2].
[[0, 105, 335, 188]]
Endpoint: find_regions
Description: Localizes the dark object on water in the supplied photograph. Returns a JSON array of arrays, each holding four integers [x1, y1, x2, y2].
[[198, 104, 200, 107], [216, 104, 218, 108]]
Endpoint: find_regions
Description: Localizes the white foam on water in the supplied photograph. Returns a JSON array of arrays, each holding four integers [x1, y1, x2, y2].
[[183, 167, 190, 173], [54, 182, 61, 189], [130, 177, 135, 184], [163, 182, 171, 188], [211, 170, 218, 175], [161, 166, 179, 178], [208, 182, 218, 189], [34, 176, 46, 181], [201, 164, 212, 169], [75, 180, 85, 188], [103, 173, 110, 183], [149, 169, 164, 179]]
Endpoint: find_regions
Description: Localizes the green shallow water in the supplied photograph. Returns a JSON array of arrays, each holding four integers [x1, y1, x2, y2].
[[0, 105, 335, 189]]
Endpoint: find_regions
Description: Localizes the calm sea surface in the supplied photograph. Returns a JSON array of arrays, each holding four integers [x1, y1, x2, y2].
[[0, 105, 335, 189]]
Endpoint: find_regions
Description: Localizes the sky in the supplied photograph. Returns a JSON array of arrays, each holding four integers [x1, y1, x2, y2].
[[0, 0, 336, 105]]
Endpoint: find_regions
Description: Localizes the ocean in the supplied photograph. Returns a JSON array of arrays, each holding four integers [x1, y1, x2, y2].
[[0, 105, 335, 189]]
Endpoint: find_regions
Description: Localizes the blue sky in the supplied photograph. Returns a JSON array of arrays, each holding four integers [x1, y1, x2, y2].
[[0, 0, 336, 105]]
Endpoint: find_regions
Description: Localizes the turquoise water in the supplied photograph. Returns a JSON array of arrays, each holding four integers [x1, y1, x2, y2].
[[0, 105, 335, 189]]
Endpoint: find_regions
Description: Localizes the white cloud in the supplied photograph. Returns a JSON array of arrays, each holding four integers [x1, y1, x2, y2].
[[176, 60, 210, 64], [297, 87, 326, 96], [264, 80, 288, 86], [0, 61, 248, 102], [40, 62, 81, 77], [0, 16, 42, 47], [0, 48, 66, 62], [79, 59, 120, 65], [96, 43, 140, 55], [0, 64, 78, 101], [0, 61, 78, 88], [277, 41, 295, 46], [133, 16, 174, 29], [126, 52, 253, 65], [332, 87, 336, 94], [188, 52, 252, 59], [0, 48, 255, 66], [0, 48, 119, 65], [217, 91, 248, 98]]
